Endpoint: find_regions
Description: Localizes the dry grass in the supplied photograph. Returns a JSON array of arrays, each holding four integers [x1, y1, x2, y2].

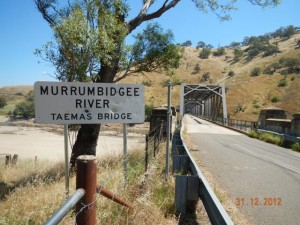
[[0, 145, 178, 225]]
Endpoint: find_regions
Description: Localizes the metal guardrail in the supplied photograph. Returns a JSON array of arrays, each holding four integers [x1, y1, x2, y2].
[[258, 129, 300, 143], [172, 119, 234, 225], [44, 188, 86, 225]]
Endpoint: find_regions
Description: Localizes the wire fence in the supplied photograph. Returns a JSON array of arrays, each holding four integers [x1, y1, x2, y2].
[[43, 122, 166, 224], [145, 121, 164, 172]]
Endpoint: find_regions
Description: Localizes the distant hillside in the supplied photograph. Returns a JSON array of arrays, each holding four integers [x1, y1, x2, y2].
[[1, 29, 300, 122], [122, 30, 300, 121], [0, 86, 33, 115]]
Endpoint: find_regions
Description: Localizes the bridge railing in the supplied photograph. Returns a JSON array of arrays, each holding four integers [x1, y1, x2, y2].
[[197, 115, 257, 133], [172, 117, 234, 225]]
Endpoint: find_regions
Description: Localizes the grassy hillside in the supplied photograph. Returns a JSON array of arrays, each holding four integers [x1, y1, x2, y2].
[[122, 32, 300, 121], [0, 86, 33, 116], [1, 32, 300, 122]]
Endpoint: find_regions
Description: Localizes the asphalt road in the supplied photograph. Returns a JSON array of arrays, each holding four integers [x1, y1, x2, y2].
[[183, 115, 300, 225]]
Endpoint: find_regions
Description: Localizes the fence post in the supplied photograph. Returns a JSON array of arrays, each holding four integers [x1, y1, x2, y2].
[[5, 155, 11, 166], [145, 134, 149, 172], [76, 155, 97, 225]]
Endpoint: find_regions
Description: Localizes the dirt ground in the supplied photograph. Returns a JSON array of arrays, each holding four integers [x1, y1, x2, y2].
[[0, 116, 145, 162]]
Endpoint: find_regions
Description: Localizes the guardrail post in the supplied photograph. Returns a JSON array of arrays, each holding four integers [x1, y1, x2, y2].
[[76, 155, 97, 225], [175, 175, 199, 215]]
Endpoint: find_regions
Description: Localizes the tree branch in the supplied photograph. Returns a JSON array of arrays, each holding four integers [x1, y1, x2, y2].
[[35, 0, 56, 25], [127, 0, 180, 34]]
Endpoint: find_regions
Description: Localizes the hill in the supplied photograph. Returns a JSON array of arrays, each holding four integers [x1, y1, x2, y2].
[[122, 31, 300, 121], [1, 31, 300, 122]]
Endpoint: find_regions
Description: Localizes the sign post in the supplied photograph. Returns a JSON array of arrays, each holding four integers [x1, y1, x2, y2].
[[34, 81, 145, 194]]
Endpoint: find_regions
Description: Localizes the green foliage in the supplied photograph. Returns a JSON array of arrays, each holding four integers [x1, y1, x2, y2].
[[161, 76, 181, 87], [142, 80, 152, 87], [131, 23, 181, 73], [250, 67, 261, 76], [263, 44, 279, 57], [191, 63, 201, 74], [291, 143, 300, 152], [264, 62, 282, 75], [228, 71, 235, 77], [278, 79, 287, 87], [259, 133, 283, 146], [213, 47, 226, 56], [200, 72, 210, 82], [196, 41, 206, 49], [0, 95, 7, 108], [13, 91, 35, 119], [233, 48, 244, 62], [281, 57, 300, 74], [274, 25, 298, 39], [248, 130, 259, 139], [235, 102, 246, 113], [271, 95, 280, 103], [181, 40, 192, 47], [249, 130, 283, 146], [199, 48, 211, 59], [35, 0, 129, 82], [145, 104, 153, 122]]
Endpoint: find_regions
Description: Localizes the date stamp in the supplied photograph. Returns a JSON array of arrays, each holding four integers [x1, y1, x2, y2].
[[235, 197, 282, 207]]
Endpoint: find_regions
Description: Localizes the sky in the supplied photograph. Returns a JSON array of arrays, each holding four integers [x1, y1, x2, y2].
[[0, 0, 299, 87]]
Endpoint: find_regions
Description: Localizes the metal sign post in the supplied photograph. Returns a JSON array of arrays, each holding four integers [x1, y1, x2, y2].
[[123, 124, 128, 185], [166, 82, 172, 179], [64, 124, 69, 196]]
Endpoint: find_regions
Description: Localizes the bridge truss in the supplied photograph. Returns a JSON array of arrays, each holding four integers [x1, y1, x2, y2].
[[180, 83, 227, 119]]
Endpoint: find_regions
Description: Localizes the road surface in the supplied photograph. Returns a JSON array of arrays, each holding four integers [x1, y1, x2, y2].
[[183, 115, 300, 225]]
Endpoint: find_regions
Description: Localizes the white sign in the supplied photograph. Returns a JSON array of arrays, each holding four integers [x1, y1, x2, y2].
[[34, 81, 144, 124]]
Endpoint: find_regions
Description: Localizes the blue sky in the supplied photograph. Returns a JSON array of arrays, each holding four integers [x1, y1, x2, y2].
[[0, 0, 299, 87]]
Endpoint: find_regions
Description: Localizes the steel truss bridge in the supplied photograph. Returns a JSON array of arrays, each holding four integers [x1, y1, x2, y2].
[[180, 83, 227, 120]]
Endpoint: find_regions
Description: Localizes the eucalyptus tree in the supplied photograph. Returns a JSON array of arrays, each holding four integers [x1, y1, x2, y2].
[[35, 0, 280, 168]]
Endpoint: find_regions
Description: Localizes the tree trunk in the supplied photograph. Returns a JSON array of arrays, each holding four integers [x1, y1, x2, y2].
[[70, 124, 101, 169], [70, 59, 119, 170]]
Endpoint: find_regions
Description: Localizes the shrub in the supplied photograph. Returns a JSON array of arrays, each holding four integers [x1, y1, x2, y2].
[[248, 130, 259, 138], [271, 95, 280, 103], [199, 48, 211, 59], [145, 104, 154, 122], [0, 95, 7, 108], [291, 143, 300, 152], [213, 47, 226, 56], [250, 67, 261, 76], [191, 63, 201, 75], [233, 48, 244, 62], [228, 71, 235, 77], [200, 72, 210, 82], [259, 133, 283, 146], [263, 44, 279, 57], [12, 91, 34, 119], [278, 79, 287, 87], [161, 76, 181, 87], [253, 103, 260, 109], [291, 76, 296, 81], [142, 80, 152, 86]]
